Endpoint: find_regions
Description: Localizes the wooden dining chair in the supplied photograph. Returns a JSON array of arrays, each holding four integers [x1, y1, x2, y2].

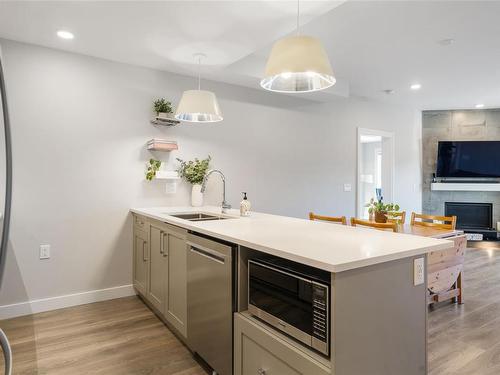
[[309, 212, 347, 225], [387, 211, 406, 225], [411, 212, 457, 230], [428, 234, 467, 305], [350, 218, 398, 232]]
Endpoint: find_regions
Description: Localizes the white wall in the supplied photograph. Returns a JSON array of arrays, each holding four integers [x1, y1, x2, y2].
[[0, 39, 422, 309]]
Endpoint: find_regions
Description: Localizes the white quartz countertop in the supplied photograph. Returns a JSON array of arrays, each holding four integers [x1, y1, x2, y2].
[[130, 206, 453, 272]]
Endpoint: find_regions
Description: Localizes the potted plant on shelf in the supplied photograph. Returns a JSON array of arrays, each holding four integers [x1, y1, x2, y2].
[[153, 98, 173, 119], [145, 159, 162, 181], [176, 156, 211, 207], [366, 198, 400, 223]]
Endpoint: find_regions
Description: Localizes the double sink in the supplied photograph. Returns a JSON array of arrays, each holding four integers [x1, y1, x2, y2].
[[169, 212, 236, 222]]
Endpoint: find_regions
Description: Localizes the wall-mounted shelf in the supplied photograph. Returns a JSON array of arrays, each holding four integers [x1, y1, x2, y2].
[[151, 116, 180, 126], [155, 171, 180, 180], [147, 139, 178, 152], [431, 182, 500, 192]]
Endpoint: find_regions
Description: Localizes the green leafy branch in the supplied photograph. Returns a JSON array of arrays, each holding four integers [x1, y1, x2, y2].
[[176, 156, 211, 185], [146, 159, 162, 181]]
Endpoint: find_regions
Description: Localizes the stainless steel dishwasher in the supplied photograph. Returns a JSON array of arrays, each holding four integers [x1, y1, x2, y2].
[[187, 232, 237, 375]]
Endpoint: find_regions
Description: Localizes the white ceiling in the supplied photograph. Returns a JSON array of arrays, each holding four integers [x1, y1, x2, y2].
[[0, 1, 499, 110]]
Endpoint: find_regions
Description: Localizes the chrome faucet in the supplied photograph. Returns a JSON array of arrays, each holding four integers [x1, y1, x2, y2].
[[201, 169, 232, 213]]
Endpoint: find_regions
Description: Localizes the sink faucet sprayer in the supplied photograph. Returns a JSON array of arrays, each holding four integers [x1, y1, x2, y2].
[[201, 169, 231, 213]]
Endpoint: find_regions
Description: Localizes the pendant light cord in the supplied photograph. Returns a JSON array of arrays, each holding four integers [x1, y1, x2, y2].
[[197, 56, 201, 90], [296, 0, 300, 35]]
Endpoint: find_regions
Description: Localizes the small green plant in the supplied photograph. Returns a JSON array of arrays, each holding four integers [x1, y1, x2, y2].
[[365, 198, 400, 214], [176, 156, 211, 185], [153, 98, 173, 115], [365, 198, 401, 223], [146, 159, 162, 181]]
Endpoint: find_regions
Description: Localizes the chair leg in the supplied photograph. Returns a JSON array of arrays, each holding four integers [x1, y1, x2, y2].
[[456, 272, 463, 304]]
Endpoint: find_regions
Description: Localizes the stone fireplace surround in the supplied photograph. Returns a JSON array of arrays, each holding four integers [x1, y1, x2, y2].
[[422, 109, 500, 231]]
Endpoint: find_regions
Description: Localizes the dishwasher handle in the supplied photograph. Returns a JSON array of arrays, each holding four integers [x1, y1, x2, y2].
[[187, 242, 226, 264]]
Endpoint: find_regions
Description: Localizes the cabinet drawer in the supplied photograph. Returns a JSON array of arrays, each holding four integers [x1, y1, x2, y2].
[[134, 214, 148, 231], [234, 313, 331, 375], [241, 334, 301, 375]]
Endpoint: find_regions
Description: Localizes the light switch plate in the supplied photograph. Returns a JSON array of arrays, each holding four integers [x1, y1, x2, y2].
[[165, 181, 177, 194], [414, 257, 424, 286], [40, 244, 50, 260], [343, 183, 352, 192]]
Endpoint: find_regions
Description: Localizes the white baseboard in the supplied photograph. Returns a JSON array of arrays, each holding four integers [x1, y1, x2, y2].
[[0, 284, 136, 320]]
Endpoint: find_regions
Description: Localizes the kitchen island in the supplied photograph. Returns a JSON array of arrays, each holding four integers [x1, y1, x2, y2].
[[130, 206, 453, 375]]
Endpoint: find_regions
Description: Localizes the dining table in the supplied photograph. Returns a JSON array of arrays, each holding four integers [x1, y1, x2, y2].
[[397, 224, 464, 239]]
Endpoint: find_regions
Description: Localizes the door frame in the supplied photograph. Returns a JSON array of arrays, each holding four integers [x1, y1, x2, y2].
[[356, 127, 395, 217]]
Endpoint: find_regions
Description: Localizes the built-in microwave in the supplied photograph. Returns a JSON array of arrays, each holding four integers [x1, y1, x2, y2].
[[248, 258, 330, 356]]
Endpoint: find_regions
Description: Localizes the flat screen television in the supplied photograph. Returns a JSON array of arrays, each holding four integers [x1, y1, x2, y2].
[[436, 141, 500, 178]]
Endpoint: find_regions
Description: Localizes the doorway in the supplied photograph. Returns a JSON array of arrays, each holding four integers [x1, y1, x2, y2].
[[357, 128, 395, 218]]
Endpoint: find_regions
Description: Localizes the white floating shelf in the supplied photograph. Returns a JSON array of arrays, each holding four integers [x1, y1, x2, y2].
[[155, 171, 180, 180], [431, 182, 500, 192], [151, 116, 180, 127]]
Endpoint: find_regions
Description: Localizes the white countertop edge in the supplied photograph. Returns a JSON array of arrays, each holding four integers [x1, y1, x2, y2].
[[130, 207, 454, 273]]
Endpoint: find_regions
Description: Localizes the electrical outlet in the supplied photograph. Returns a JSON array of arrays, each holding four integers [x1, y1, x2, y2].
[[39, 244, 50, 260], [414, 257, 424, 286]]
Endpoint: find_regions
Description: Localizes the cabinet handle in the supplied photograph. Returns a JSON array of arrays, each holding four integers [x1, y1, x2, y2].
[[163, 233, 168, 257], [159, 231, 164, 255], [257, 369, 267, 375], [142, 240, 148, 261]]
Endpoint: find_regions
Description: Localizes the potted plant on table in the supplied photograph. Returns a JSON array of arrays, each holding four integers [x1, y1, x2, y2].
[[153, 98, 173, 119], [176, 156, 211, 207], [366, 198, 400, 223]]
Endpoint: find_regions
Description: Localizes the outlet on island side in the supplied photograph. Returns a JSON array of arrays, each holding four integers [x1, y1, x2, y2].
[[39, 244, 51, 260], [414, 257, 424, 286]]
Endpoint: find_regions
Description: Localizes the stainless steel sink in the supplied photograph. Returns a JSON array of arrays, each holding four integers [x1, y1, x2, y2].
[[169, 212, 234, 222]]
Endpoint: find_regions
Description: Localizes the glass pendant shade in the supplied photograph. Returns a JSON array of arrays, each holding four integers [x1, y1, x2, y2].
[[260, 35, 335, 93], [175, 89, 223, 122]]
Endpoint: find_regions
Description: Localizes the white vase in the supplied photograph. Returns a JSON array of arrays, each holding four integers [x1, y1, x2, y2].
[[191, 184, 203, 207]]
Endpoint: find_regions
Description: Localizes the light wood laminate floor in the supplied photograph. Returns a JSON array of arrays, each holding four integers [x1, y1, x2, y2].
[[1, 248, 499, 374], [0, 296, 208, 374], [429, 247, 500, 375]]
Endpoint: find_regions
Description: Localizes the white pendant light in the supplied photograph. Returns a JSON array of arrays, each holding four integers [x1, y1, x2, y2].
[[175, 53, 223, 122], [260, 0, 335, 93]]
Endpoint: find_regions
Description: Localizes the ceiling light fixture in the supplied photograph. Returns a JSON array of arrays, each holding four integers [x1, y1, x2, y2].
[[475, 103, 485, 109], [56, 30, 74, 40], [438, 38, 455, 46], [175, 53, 223, 123], [260, 0, 335, 93], [410, 83, 422, 90]]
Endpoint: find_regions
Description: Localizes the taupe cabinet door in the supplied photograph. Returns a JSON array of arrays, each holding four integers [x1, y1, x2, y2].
[[147, 224, 168, 311], [136, 218, 188, 339], [163, 225, 188, 338], [133, 228, 149, 296]]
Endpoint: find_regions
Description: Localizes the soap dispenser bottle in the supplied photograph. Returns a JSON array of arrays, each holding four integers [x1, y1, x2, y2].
[[240, 192, 251, 217]]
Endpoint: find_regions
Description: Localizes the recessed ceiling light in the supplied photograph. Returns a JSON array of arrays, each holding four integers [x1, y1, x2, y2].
[[475, 103, 485, 109], [410, 83, 422, 90], [438, 38, 455, 46], [57, 30, 74, 40]]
